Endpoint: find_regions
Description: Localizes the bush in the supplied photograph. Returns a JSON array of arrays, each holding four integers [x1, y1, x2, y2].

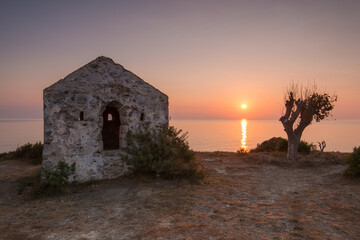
[[0, 142, 43, 165], [17, 160, 76, 197], [123, 125, 204, 179], [39, 160, 76, 196], [250, 137, 288, 153], [298, 140, 316, 154], [251, 137, 315, 154], [237, 147, 248, 155], [343, 147, 360, 177]]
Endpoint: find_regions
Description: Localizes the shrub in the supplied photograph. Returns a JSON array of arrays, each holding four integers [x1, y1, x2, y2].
[[39, 160, 76, 196], [298, 140, 316, 154], [17, 160, 76, 197], [237, 147, 248, 155], [0, 142, 43, 165], [123, 125, 204, 179], [343, 147, 360, 177], [251, 137, 315, 154], [250, 137, 288, 153]]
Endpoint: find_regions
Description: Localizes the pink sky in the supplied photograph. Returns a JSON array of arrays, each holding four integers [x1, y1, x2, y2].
[[0, 0, 359, 119]]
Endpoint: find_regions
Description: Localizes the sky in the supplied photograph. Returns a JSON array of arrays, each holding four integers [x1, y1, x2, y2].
[[0, 0, 359, 119]]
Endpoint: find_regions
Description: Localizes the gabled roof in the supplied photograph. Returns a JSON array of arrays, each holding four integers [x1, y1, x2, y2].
[[44, 56, 166, 97]]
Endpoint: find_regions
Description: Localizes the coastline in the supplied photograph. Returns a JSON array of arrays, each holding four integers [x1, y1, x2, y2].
[[2, 118, 360, 153]]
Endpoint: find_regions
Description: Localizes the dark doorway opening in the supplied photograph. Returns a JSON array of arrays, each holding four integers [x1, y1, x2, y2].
[[78, 111, 84, 121], [102, 106, 120, 150]]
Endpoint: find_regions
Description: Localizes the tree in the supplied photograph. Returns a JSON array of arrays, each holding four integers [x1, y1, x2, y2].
[[279, 83, 337, 159]]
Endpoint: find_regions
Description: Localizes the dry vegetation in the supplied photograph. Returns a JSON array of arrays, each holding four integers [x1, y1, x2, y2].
[[1, 151, 360, 240]]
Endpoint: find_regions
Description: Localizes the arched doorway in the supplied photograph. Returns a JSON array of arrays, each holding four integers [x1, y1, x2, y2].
[[102, 106, 120, 150]]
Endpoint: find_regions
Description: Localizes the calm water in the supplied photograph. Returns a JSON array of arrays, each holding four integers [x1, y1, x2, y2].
[[0, 119, 359, 153], [172, 119, 360, 153], [0, 119, 44, 153]]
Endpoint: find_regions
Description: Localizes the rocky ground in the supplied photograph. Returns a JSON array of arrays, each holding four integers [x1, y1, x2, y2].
[[0, 152, 359, 240]]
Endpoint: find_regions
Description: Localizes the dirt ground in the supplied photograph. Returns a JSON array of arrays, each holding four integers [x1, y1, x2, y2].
[[0, 152, 359, 240]]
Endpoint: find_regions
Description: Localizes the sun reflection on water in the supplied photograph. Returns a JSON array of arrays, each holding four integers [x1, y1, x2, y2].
[[241, 119, 247, 152]]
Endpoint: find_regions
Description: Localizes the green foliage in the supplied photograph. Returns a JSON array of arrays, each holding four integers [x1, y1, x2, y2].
[[343, 147, 360, 177], [17, 160, 76, 197], [39, 160, 76, 196], [251, 137, 288, 153], [0, 142, 43, 165], [308, 93, 337, 122], [251, 137, 315, 154], [298, 140, 316, 154], [284, 83, 337, 123], [123, 125, 204, 179]]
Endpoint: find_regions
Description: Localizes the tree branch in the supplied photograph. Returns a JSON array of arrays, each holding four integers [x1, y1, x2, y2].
[[289, 100, 305, 123], [294, 106, 313, 135], [280, 92, 295, 122]]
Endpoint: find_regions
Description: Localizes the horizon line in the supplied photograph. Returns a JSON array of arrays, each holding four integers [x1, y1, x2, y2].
[[0, 117, 358, 121]]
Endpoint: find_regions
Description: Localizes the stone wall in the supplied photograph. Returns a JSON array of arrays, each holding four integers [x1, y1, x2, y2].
[[42, 57, 168, 182]]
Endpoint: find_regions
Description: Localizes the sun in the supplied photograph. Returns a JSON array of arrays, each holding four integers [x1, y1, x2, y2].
[[241, 104, 247, 109]]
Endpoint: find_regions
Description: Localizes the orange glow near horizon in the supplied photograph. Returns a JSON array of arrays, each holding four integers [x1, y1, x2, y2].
[[171, 97, 280, 120], [0, 1, 359, 119]]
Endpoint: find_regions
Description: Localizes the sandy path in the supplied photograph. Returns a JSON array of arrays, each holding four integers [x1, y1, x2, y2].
[[0, 152, 359, 240]]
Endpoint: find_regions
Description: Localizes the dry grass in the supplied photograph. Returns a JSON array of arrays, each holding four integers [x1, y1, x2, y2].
[[0, 152, 359, 240]]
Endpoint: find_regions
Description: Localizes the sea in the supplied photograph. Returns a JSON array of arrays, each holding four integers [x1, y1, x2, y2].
[[0, 119, 359, 153]]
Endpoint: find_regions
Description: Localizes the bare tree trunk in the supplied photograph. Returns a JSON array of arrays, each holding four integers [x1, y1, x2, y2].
[[287, 134, 301, 160], [280, 92, 312, 160]]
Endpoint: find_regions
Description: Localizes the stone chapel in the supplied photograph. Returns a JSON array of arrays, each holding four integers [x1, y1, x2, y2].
[[42, 56, 168, 181]]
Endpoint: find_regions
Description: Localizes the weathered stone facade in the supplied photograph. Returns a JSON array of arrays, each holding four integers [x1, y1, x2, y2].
[[42, 56, 168, 182]]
